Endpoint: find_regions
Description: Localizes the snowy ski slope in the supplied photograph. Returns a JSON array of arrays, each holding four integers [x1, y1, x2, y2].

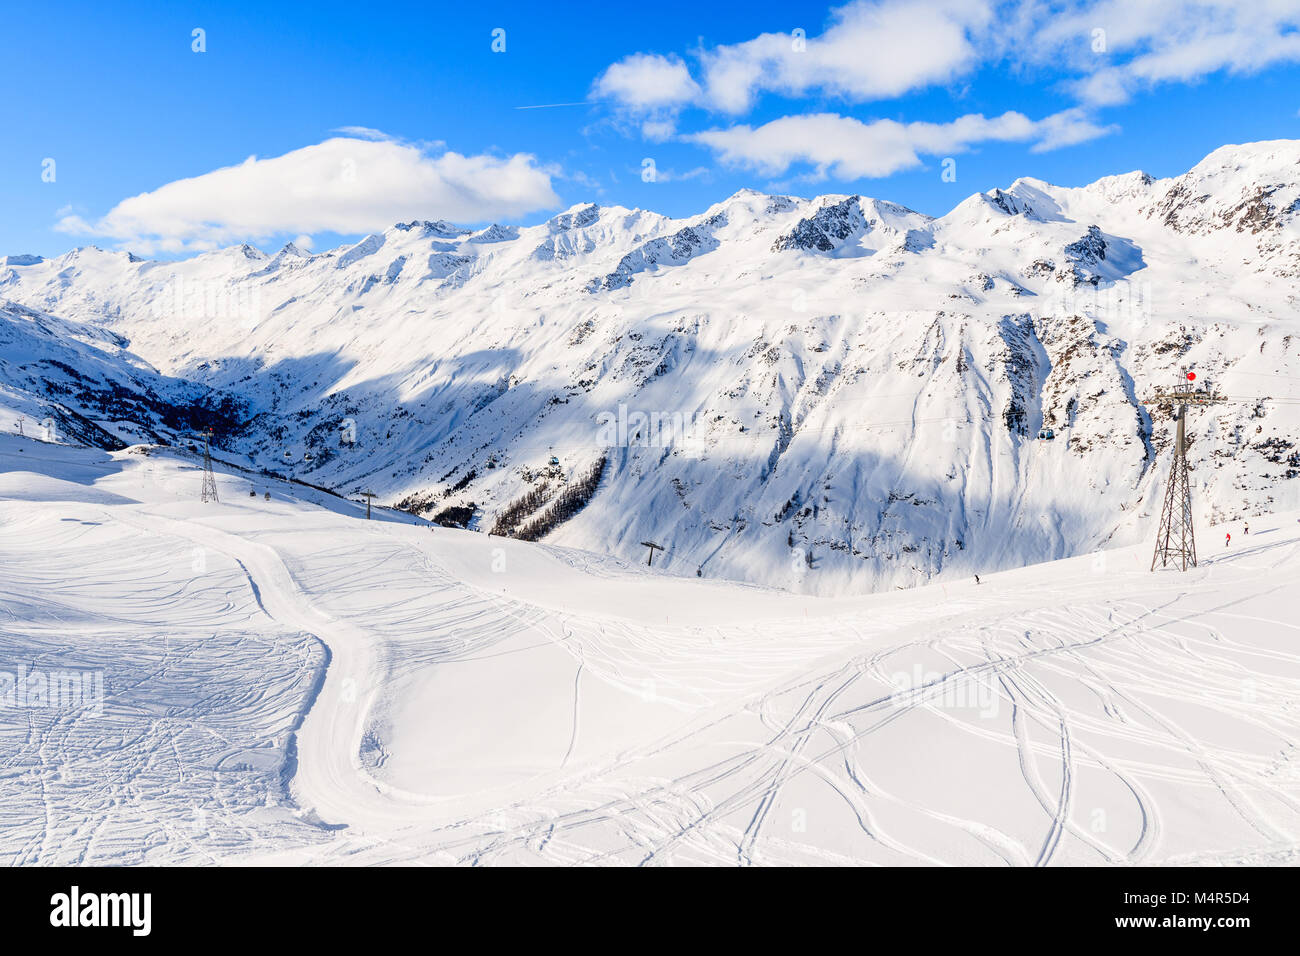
[[2, 434, 1297, 865]]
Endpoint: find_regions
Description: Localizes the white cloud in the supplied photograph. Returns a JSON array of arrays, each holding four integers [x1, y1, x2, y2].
[[56, 136, 560, 254], [592, 53, 701, 111], [1029, 107, 1119, 152], [591, 53, 703, 140], [590, 0, 991, 118], [595, 1, 1300, 124], [590, 1, 1296, 186], [1068, 68, 1132, 107], [698, 0, 992, 113], [646, 165, 713, 184], [587, 0, 1128, 181], [639, 119, 679, 142], [688, 109, 1113, 179], [1030, 1, 1300, 105], [330, 125, 392, 141]]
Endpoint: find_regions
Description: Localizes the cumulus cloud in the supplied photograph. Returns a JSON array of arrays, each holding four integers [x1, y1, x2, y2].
[[591, 0, 990, 119], [587, 1, 1128, 179], [687, 109, 1113, 180], [593, 0, 1300, 142], [1026, 1, 1300, 105], [56, 135, 560, 254], [698, 0, 992, 113], [1029, 107, 1120, 151], [593, 52, 701, 110], [591, 52, 703, 139]]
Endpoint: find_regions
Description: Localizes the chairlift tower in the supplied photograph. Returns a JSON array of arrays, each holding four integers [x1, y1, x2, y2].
[[1142, 370, 1225, 571], [199, 428, 220, 503]]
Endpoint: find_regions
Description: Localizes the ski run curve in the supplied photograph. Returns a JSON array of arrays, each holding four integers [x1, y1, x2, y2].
[[3, 436, 1299, 866]]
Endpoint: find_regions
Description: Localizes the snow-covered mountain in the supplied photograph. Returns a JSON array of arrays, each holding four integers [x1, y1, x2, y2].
[[0, 300, 245, 448], [3, 140, 1299, 593]]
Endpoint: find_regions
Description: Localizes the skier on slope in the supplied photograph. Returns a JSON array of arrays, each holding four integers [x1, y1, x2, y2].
[[974, 574, 981, 585], [1225, 531, 1231, 548], [1244, 523, 1249, 534]]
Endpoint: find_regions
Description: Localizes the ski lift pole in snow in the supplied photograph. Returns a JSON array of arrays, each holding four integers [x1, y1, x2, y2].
[[198, 428, 219, 503], [1142, 368, 1226, 571], [361, 491, 377, 520], [641, 541, 664, 567]]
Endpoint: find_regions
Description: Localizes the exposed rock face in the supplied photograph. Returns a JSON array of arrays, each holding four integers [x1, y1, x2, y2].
[[773, 197, 868, 252]]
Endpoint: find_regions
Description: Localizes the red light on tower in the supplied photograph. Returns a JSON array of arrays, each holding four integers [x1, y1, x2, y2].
[[1186, 372, 1196, 381]]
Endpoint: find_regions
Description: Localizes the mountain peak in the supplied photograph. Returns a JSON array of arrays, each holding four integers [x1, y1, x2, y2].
[[1191, 139, 1300, 174], [470, 223, 518, 243], [547, 203, 603, 232], [723, 187, 771, 202], [393, 220, 467, 238]]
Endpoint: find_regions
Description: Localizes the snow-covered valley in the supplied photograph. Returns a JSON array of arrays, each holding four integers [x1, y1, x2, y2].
[[3, 140, 1299, 594]]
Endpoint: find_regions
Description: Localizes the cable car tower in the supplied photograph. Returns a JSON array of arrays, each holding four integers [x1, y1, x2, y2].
[[1142, 370, 1225, 571], [199, 428, 219, 503]]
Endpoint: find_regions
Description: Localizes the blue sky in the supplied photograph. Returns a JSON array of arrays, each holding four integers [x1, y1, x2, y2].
[[5, 0, 1299, 257]]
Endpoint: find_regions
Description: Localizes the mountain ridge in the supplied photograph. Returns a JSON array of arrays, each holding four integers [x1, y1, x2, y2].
[[2, 139, 1298, 594]]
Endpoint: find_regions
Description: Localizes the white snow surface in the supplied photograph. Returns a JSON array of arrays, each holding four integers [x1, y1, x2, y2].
[[2, 140, 1299, 594], [2, 435, 1298, 865]]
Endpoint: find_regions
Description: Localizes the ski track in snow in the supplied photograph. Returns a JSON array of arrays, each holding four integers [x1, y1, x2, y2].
[[2, 438, 1299, 865]]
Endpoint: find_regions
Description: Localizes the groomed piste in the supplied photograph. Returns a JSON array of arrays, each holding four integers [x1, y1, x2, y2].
[[2, 433, 1298, 865]]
